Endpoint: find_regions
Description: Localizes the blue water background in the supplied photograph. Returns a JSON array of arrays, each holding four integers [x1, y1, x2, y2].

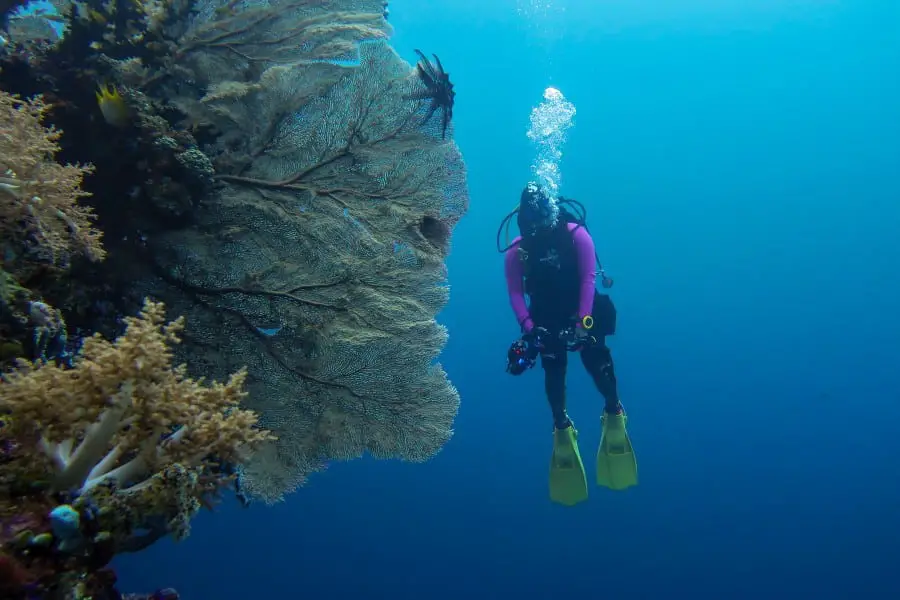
[[31, 0, 892, 597]]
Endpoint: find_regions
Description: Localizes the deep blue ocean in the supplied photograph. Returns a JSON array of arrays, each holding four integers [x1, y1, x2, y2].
[[108, 1, 899, 598]]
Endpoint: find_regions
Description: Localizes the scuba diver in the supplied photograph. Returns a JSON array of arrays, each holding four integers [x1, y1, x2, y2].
[[498, 181, 638, 506]]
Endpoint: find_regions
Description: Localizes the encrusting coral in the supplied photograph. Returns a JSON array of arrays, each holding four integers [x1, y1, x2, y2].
[[0, 298, 274, 597]]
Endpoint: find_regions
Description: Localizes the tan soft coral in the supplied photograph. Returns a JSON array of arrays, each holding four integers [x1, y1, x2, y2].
[[0, 298, 274, 497], [0, 90, 104, 264]]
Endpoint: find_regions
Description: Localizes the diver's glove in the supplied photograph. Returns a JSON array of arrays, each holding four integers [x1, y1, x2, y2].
[[523, 326, 550, 345]]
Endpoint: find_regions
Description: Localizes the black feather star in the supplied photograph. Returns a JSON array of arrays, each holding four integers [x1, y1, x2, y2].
[[406, 49, 456, 140]]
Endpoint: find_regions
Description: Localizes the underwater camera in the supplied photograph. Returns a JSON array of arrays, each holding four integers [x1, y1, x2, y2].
[[506, 339, 536, 375]]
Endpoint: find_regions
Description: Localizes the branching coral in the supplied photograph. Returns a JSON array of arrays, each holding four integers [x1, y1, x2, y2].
[[0, 298, 272, 499], [0, 299, 273, 597], [0, 90, 104, 268]]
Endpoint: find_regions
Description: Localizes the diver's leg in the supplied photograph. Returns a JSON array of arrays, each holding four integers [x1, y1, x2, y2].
[[585, 339, 637, 490], [580, 341, 622, 414], [541, 341, 571, 429], [543, 335, 589, 504]]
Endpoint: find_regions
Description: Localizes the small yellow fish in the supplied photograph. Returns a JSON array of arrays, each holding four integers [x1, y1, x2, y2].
[[95, 84, 131, 127]]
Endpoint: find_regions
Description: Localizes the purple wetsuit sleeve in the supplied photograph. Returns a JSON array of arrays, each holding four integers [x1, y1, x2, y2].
[[570, 223, 597, 323], [504, 238, 534, 332]]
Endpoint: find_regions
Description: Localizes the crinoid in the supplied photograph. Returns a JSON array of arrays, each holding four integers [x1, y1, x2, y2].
[[407, 49, 456, 139]]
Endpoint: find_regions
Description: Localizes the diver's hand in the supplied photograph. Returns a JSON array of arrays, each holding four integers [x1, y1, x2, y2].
[[523, 327, 549, 350], [566, 325, 596, 351], [531, 326, 550, 344], [524, 326, 547, 341]]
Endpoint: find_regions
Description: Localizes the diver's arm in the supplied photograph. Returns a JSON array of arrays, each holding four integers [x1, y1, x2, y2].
[[504, 242, 534, 333], [571, 225, 598, 325]]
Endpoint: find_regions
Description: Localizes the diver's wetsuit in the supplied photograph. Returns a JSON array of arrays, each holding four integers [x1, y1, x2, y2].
[[504, 221, 621, 429]]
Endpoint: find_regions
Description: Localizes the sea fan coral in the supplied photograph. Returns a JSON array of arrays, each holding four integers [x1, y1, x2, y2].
[[150, 37, 468, 503]]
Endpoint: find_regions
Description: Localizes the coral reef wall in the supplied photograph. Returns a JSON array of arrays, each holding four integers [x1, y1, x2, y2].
[[125, 1, 468, 502], [2, 0, 469, 505]]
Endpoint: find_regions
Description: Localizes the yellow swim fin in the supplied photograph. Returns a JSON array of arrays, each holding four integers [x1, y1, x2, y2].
[[596, 410, 638, 490], [549, 425, 589, 506]]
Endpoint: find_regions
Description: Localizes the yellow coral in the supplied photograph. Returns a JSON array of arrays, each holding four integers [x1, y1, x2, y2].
[[0, 298, 274, 496], [0, 90, 104, 264]]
